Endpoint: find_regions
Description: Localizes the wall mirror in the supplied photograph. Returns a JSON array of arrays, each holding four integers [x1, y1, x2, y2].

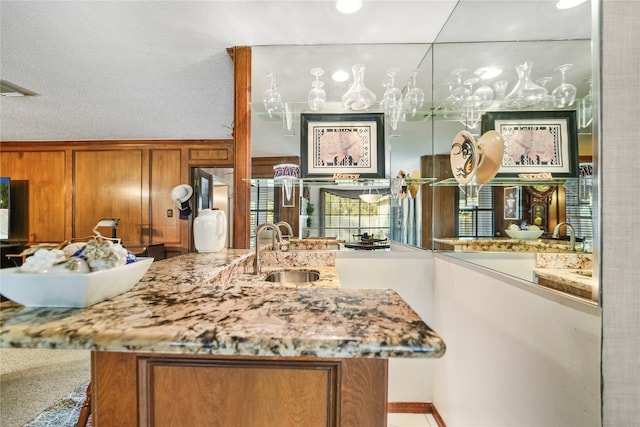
[[248, 0, 597, 302]]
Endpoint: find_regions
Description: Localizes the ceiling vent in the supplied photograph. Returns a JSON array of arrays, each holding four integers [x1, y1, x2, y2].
[[0, 80, 38, 97]]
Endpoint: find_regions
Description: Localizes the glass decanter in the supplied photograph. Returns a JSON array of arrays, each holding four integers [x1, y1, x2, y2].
[[504, 61, 546, 108], [341, 64, 377, 110]]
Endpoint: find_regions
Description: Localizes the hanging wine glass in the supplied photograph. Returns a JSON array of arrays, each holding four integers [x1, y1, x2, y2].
[[442, 79, 458, 119], [579, 78, 593, 128], [472, 69, 495, 111], [404, 70, 425, 118], [307, 68, 326, 112], [551, 63, 577, 108], [341, 64, 377, 110], [493, 80, 508, 100], [380, 68, 402, 130], [536, 76, 554, 109], [463, 77, 481, 129], [263, 72, 282, 118], [450, 68, 471, 111]]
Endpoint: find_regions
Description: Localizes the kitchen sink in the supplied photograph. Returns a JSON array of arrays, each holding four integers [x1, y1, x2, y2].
[[264, 269, 320, 283]]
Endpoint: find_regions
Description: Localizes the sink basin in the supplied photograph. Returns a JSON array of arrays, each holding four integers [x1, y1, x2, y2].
[[264, 269, 320, 283]]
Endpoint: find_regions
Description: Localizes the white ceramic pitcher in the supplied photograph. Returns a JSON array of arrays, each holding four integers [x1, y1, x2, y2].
[[193, 209, 227, 253]]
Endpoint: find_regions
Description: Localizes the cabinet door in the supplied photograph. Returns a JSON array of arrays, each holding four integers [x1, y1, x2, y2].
[[141, 358, 337, 427]]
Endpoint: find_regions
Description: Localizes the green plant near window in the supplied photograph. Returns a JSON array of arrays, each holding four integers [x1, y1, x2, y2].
[[306, 202, 314, 227]]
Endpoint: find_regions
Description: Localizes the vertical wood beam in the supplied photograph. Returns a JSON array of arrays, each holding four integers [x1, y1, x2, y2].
[[231, 46, 251, 248]]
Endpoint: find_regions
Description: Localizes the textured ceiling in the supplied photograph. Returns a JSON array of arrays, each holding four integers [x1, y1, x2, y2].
[[0, 1, 591, 142]]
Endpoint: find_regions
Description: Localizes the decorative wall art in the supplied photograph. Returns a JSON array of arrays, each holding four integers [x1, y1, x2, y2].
[[481, 110, 578, 178], [503, 186, 521, 220], [300, 113, 385, 178]]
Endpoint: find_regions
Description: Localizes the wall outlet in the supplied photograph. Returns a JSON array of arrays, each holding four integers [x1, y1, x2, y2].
[[167, 209, 173, 218]]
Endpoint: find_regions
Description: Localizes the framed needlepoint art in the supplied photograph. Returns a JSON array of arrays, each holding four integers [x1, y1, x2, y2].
[[300, 113, 385, 178], [481, 110, 579, 178]]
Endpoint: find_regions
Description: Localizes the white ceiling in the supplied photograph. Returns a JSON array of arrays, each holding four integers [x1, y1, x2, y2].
[[0, 0, 591, 142]]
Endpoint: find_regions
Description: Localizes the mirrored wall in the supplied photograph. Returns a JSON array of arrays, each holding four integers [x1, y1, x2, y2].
[[247, 0, 598, 303]]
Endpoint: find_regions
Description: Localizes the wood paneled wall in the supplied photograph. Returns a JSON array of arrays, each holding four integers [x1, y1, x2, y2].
[[0, 140, 233, 256]]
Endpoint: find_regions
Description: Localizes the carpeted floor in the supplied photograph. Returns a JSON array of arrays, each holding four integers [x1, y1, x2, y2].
[[23, 382, 90, 427], [0, 348, 91, 427]]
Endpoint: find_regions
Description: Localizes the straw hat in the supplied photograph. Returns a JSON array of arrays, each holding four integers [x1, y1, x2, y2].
[[170, 184, 193, 203]]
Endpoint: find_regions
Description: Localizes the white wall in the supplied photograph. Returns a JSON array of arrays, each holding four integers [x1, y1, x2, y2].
[[335, 248, 436, 402], [432, 254, 601, 426]]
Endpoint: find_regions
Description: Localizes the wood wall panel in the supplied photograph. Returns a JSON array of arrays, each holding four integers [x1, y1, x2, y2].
[[150, 149, 182, 245], [74, 150, 144, 245], [189, 147, 231, 161], [0, 151, 66, 243], [1, 139, 234, 251]]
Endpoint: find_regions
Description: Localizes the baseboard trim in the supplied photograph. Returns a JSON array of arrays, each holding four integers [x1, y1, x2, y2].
[[387, 402, 447, 427], [387, 401, 431, 413]]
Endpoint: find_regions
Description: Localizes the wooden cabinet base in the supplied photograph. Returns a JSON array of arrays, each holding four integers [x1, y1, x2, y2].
[[91, 351, 388, 427]]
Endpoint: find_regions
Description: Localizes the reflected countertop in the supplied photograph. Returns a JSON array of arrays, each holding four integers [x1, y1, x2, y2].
[[0, 250, 445, 359], [434, 237, 581, 253]]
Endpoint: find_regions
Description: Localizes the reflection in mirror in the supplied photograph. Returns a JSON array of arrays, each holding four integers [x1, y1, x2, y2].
[[250, 43, 433, 247], [428, 38, 596, 303]]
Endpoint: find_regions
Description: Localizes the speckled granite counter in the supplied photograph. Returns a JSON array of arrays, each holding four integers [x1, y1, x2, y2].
[[533, 253, 594, 300], [0, 249, 445, 359], [435, 237, 581, 253]]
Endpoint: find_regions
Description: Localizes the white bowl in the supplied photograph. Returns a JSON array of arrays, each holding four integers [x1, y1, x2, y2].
[[0, 257, 153, 307], [505, 229, 544, 240]]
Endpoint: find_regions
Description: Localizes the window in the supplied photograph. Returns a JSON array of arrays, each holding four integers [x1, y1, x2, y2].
[[249, 182, 275, 247], [458, 185, 494, 238], [320, 189, 390, 240]]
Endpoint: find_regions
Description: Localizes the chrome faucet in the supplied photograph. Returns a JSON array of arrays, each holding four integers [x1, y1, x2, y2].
[[275, 221, 293, 252], [275, 221, 293, 238], [552, 222, 576, 251], [253, 223, 283, 274]]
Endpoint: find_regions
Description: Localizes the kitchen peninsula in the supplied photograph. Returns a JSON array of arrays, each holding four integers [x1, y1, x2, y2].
[[0, 250, 445, 426]]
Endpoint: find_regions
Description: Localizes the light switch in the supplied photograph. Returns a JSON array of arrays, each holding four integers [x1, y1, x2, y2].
[[167, 209, 173, 218]]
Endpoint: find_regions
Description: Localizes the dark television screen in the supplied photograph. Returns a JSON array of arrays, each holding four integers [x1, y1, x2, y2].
[[0, 177, 9, 239]]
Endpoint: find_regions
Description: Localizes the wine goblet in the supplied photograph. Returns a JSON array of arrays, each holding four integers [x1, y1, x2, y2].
[[404, 70, 425, 118], [463, 77, 481, 129], [263, 72, 282, 118], [381, 68, 403, 130], [307, 68, 326, 112], [551, 64, 577, 108], [536, 76, 554, 109], [579, 78, 593, 128]]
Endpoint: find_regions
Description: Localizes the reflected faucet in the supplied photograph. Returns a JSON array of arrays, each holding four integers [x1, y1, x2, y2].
[[253, 223, 283, 275], [552, 222, 576, 251], [275, 221, 293, 252], [276, 221, 293, 238]]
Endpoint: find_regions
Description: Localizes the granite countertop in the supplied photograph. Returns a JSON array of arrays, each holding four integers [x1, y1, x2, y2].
[[533, 253, 594, 300], [434, 237, 581, 253], [0, 250, 445, 359]]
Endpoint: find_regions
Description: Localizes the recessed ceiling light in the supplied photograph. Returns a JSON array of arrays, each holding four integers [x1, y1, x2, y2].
[[556, 0, 588, 10], [336, 0, 362, 14], [474, 66, 503, 80], [332, 69, 350, 82]]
